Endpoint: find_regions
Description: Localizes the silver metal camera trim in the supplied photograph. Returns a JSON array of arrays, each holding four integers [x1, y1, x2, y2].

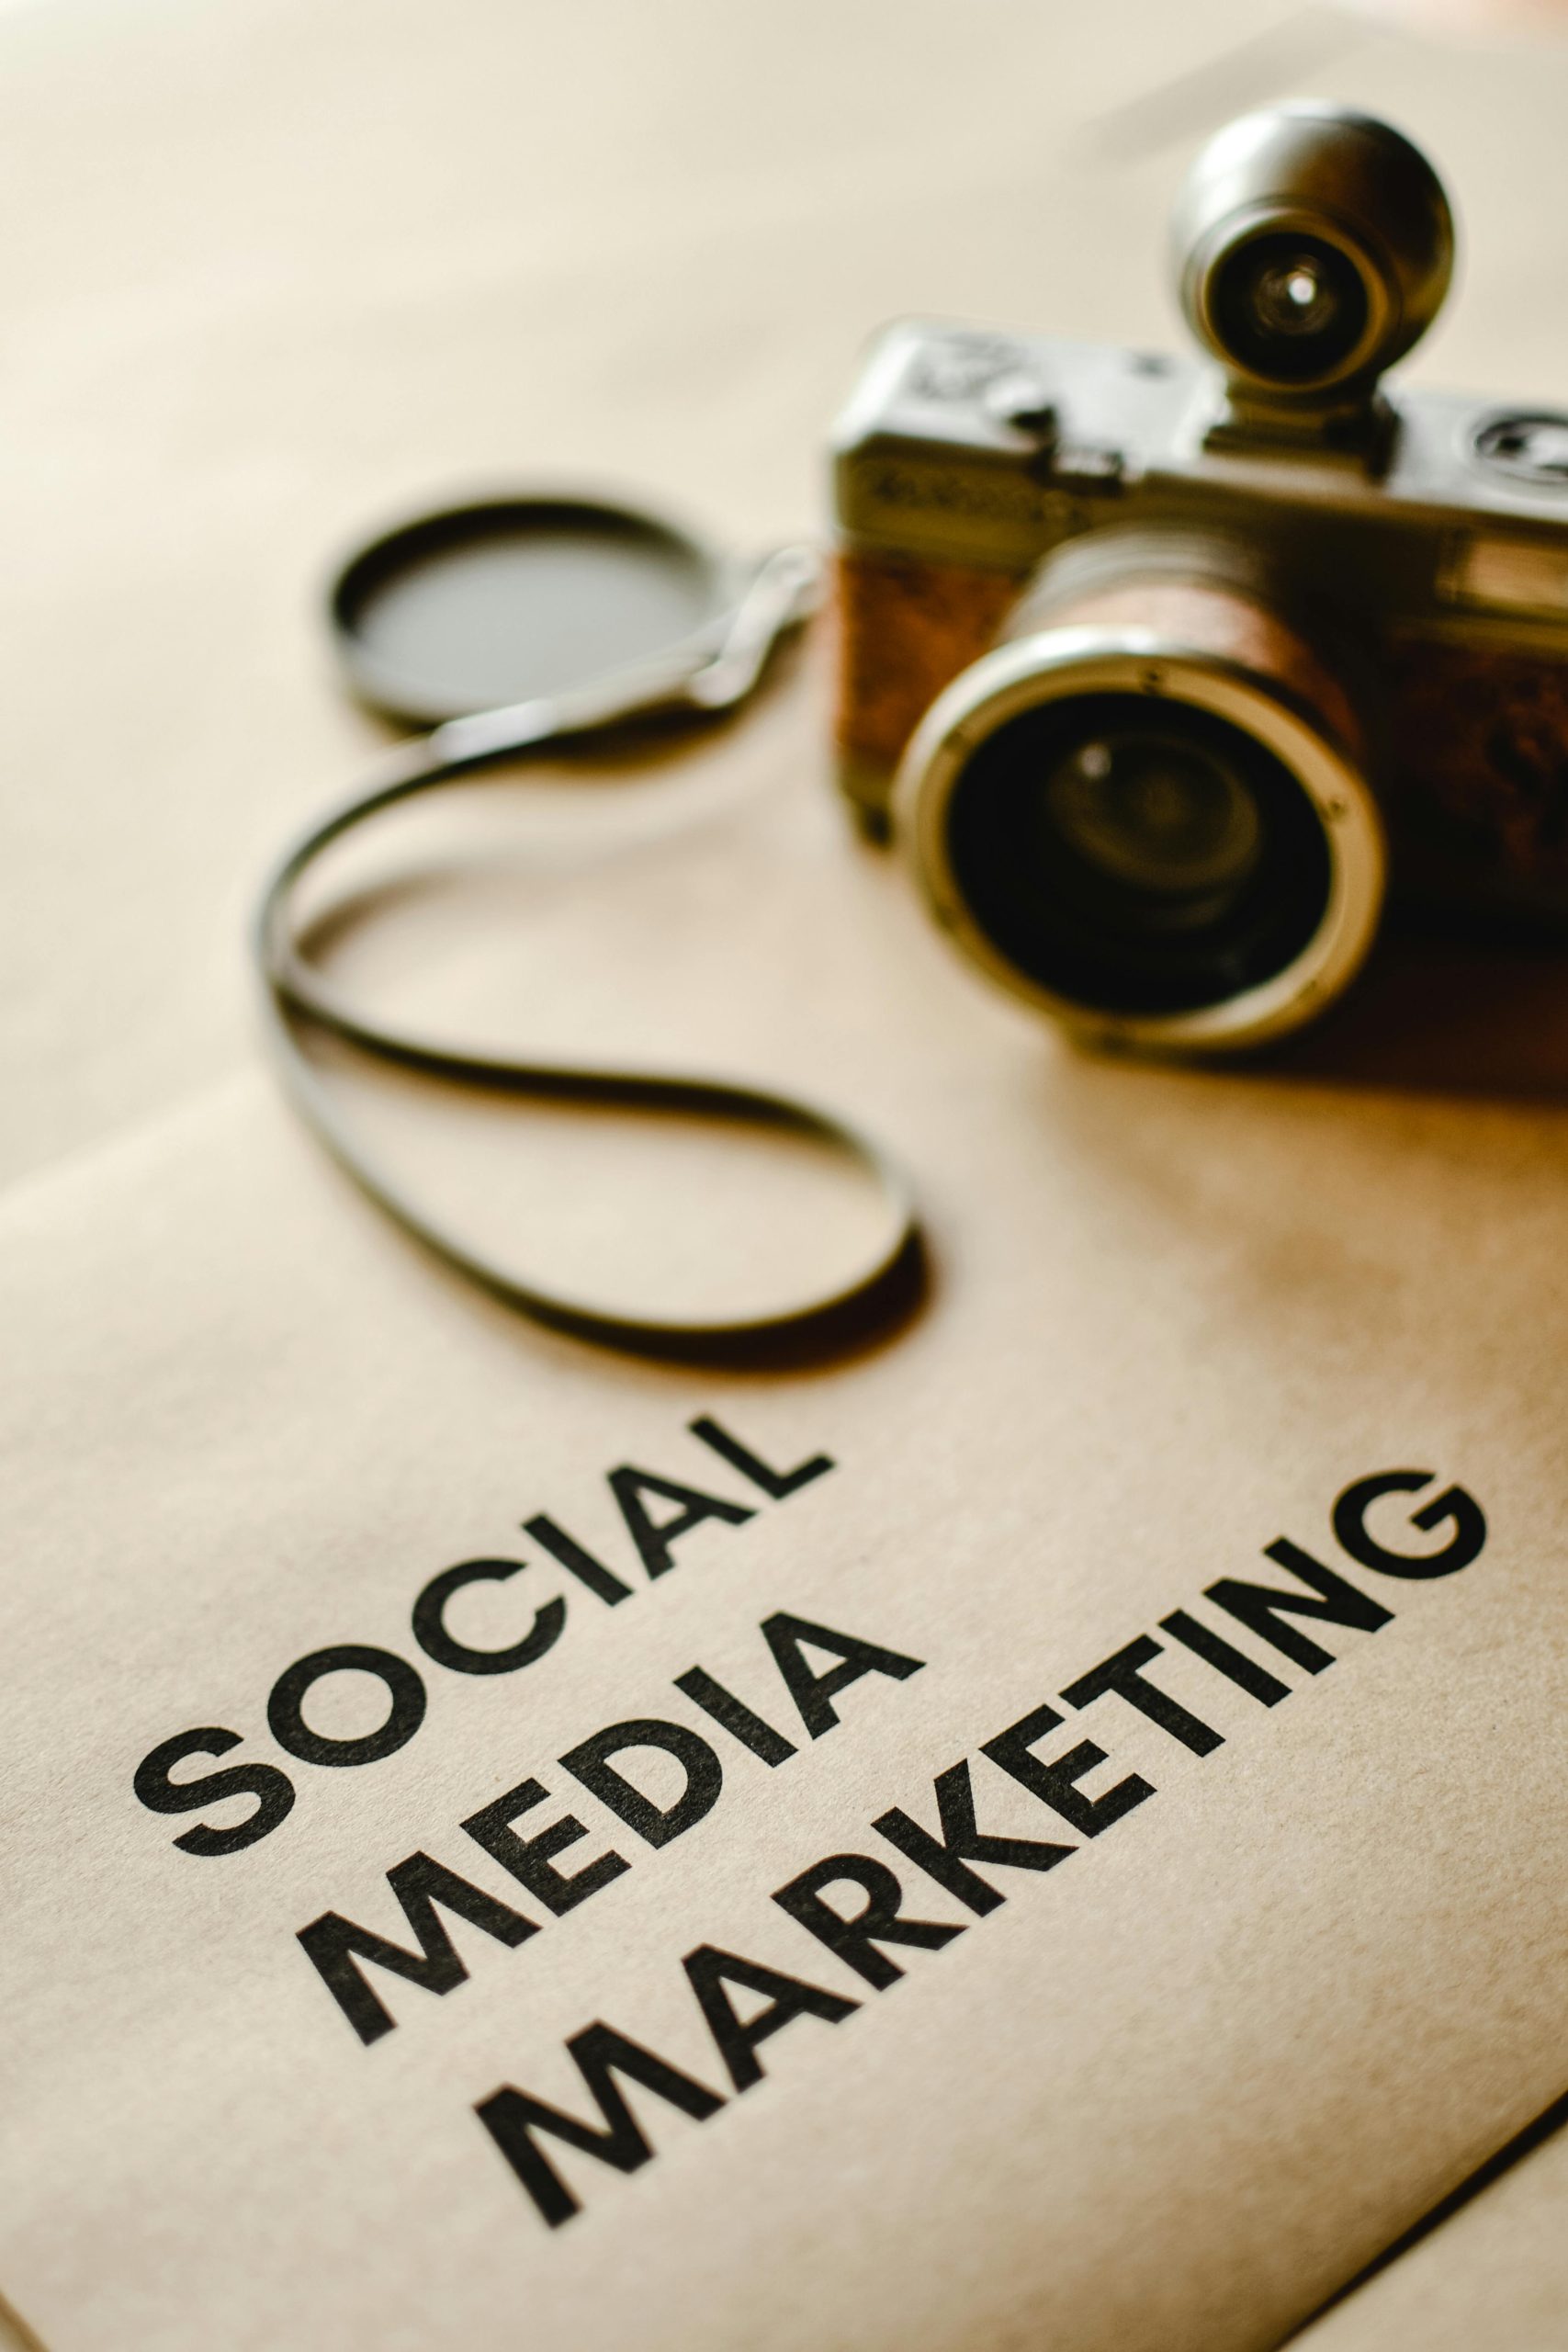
[[894, 626, 1387, 1054]]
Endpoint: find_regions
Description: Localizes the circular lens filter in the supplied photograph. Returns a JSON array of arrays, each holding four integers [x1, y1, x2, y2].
[[328, 492, 740, 726]]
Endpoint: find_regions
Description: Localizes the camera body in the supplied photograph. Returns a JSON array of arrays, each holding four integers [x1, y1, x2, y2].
[[831, 104, 1568, 1050]]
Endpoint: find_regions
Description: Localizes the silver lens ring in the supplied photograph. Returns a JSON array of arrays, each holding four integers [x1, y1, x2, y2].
[[895, 626, 1386, 1054]]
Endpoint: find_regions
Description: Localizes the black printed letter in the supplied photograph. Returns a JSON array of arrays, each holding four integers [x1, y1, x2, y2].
[[873, 1759, 1074, 1914], [687, 1416, 834, 1499], [773, 1853, 964, 1987], [1204, 1540, 1391, 1673], [983, 1701, 1154, 1836], [761, 1612, 924, 1738], [558, 1720, 724, 1849], [607, 1467, 755, 1578], [1332, 1472, 1486, 1580], [683, 1945, 858, 2091], [461, 1778, 630, 1915], [299, 1853, 536, 2045], [477, 2024, 725, 2227], [267, 1645, 427, 1769], [412, 1559, 566, 1676], [1061, 1635, 1224, 1755], [132, 1728, 295, 1858]]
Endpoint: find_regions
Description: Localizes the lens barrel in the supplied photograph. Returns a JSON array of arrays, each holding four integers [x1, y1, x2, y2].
[[895, 549, 1384, 1052]]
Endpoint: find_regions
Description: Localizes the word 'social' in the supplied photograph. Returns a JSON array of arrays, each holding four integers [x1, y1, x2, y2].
[[131, 1417, 829, 1857]]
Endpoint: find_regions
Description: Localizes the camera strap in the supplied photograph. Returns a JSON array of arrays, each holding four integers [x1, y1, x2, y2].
[[254, 547, 921, 1359]]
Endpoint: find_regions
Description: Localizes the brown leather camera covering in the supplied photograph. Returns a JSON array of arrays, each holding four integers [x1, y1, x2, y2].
[[1058, 592, 1568, 905], [831, 549, 1362, 806], [834, 544, 1568, 909], [1007, 575, 1365, 763], [832, 546, 1027, 801], [1381, 634, 1568, 902]]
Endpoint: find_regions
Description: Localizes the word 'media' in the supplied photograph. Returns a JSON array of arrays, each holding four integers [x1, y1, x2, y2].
[[299, 1606, 921, 2046], [131, 1417, 829, 1856], [463, 1467, 1484, 2228]]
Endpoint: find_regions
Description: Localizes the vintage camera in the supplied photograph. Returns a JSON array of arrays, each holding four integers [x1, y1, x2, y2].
[[831, 101, 1568, 1050]]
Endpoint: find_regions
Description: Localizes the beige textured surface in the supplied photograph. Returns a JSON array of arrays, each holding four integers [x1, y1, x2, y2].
[[6, 3, 1568, 2349], [3, 0, 1567, 1187]]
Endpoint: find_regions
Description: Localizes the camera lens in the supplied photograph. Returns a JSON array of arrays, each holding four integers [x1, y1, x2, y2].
[[1042, 729, 1262, 910], [1209, 230, 1370, 385], [897, 558, 1387, 1051], [938, 692, 1332, 1018]]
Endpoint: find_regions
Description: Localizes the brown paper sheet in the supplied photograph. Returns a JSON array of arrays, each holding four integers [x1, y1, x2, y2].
[[4, 667, 1568, 2350]]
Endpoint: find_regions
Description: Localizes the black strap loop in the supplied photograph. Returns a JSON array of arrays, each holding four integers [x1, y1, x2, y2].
[[253, 549, 922, 1358]]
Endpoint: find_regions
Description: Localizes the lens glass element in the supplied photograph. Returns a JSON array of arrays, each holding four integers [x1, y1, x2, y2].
[[1043, 729, 1262, 909], [1210, 230, 1370, 385], [942, 691, 1332, 1018]]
